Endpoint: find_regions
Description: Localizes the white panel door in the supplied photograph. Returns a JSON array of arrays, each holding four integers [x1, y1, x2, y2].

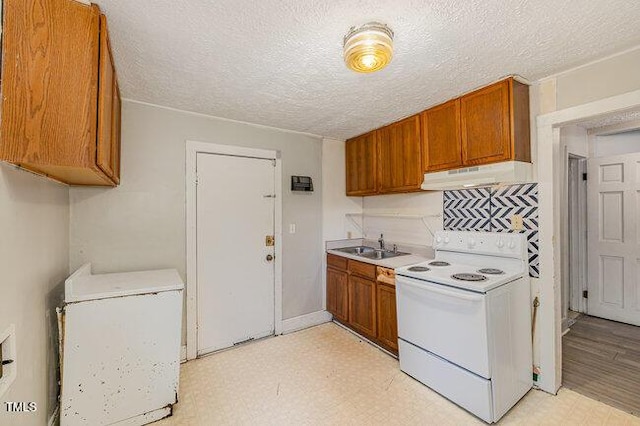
[[197, 153, 275, 355], [587, 153, 640, 325]]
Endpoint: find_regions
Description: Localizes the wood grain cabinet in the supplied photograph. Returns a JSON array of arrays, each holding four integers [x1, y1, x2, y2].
[[376, 282, 398, 353], [460, 78, 530, 167], [377, 115, 422, 193], [422, 99, 463, 172], [326, 266, 349, 323], [345, 77, 530, 193], [326, 255, 398, 355], [345, 131, 377, 196], [348, 275, 377, 338], [0, 0, 122, 186]]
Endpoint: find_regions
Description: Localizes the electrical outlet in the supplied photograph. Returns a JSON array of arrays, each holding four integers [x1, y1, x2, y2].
[[289, 224, 296, 234], [511, 214, 524, 231]]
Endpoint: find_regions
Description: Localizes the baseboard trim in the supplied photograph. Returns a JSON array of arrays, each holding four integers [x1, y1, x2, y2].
[[180, 345, 187, 363], [281, 310, 332, 334]]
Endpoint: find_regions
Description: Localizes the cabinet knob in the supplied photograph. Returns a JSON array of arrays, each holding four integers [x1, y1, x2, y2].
[[266, 254, 274, 262]]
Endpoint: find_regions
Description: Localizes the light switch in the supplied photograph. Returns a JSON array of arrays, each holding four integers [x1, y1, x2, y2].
[[289, 224, 296, 234], [511, 214, 524, 231]]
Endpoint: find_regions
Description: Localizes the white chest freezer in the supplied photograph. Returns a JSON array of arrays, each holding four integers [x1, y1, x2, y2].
[[59, 264, 184, 425]]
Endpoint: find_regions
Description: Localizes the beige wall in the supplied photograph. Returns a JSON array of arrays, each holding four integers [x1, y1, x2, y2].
[[555, 48, 640, 110], [69, 101, 324, 340], [362, 192, 443, 248], [0, 164, 69, 426], [533, 47, 640, 116], [321, 138, 362, 241]]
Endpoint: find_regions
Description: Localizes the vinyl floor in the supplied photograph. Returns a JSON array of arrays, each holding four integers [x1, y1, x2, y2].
[[154, 322, 640, 425], [563, 314, 640, 417]]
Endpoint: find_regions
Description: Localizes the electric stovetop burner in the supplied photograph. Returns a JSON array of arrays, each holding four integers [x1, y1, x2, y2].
[[477, 268, 505, 275], [428, 261, 450, 267], [452, 273, 487, 282], [408, 266, 430, 272]]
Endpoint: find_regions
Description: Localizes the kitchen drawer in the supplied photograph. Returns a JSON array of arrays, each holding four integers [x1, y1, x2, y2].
[[327, 253, 348, 270], [376, 266, 395, 286], [399, 339, 493, 423], [348, 260, 376, 280]]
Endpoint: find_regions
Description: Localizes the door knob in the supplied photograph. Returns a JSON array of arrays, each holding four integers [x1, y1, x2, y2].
[[266, 254, 274, 262]]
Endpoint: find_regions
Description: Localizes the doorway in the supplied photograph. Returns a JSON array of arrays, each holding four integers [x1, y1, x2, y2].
[[185, 142, 283, 360], [559, 121, 640, 416], [536, 89, 640, 395], [562, 154, 587, 332]]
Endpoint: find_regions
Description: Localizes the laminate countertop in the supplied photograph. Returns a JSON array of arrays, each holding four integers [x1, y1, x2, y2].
[[325, 238, 433, 270]]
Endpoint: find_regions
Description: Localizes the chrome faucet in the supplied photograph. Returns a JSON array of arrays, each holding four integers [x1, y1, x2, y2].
[[378, 234, 385, 250]]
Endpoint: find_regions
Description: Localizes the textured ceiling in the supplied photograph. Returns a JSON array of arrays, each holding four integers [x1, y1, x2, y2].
[[579, 109, 640, 131], [96, 0, 640, 139]]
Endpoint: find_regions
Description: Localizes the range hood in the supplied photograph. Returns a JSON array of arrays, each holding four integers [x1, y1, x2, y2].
[[421, 161, 532, 191]]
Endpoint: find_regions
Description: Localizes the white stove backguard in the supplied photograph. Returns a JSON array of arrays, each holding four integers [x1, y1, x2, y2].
[[433, 230, 528, 266]]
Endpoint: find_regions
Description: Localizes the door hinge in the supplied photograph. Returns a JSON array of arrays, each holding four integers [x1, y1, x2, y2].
[[582, 173, 587, 181], [583, 290, 588, 299], [272, 159, 276, 167]]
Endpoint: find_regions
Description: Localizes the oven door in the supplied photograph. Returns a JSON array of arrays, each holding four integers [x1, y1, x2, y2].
[[396, 276, 490, 378]]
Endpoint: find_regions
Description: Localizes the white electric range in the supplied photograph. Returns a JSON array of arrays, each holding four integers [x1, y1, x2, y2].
[[395, 230, 532, 423]]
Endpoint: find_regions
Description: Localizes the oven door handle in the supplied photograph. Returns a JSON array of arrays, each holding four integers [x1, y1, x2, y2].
[[398, 278, 484, 302]]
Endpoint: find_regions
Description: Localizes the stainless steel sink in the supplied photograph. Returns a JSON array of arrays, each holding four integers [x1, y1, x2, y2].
[[334, 246, 376, 255], [360, 250, 410, 260], [334, 246, 409, 259]]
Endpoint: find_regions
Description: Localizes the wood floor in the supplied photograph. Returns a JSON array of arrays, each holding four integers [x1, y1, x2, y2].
[[563, 314, 640, 416]]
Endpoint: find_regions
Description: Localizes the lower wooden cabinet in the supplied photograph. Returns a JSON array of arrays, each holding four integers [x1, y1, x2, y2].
[[376, 282, 398, 352], [326, 267, 349, 322], [348, 275, 377, 337], [326, 254, 398, 355]]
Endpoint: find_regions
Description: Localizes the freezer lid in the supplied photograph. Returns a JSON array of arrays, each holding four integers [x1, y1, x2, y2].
[[65, 263, 184, 303]]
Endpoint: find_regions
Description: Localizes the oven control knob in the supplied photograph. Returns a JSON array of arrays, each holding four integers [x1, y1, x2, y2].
[[496, 239, 504, 248], [444, 236, 450, 244], [508, 239, 516, 249], [468, 238, 476, 248], [436, 236, 442, 244]]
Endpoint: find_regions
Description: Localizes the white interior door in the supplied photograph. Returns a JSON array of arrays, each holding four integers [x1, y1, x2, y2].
[[587, 153, 640, 325], [196, 153, 275, 355]]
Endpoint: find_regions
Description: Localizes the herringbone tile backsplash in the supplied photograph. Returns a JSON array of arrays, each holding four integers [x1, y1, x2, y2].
[[443, 183, 539, 278]]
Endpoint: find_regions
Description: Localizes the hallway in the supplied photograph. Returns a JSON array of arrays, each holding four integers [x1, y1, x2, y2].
[[563, 314, 640, 416]]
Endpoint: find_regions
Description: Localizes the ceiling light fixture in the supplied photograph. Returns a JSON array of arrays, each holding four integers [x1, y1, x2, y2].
[[343, 22, 394, 73]]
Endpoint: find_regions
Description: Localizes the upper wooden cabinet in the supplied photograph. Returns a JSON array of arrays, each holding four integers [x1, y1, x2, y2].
[[422, 99, 463, 172], [460, 78, 530, 166], [377, 115, 422, 193], [0, 0, 121, 186], [345, 131, 377, 195], [345, 77, 530, 195]]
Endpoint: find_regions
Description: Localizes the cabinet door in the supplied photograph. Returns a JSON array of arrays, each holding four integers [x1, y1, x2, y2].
[[345, 132, 377, 195], [376, 283, 398, 353], [348, 276, 376, 338], [0, 0, 100, 167], [378, 115, 422, 193], [327, 268, 348, 322], [422, 99, 462, 172], [460, 80, 511, 166], [96, 14, 116, 181], [111, 80, 122, 184]]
